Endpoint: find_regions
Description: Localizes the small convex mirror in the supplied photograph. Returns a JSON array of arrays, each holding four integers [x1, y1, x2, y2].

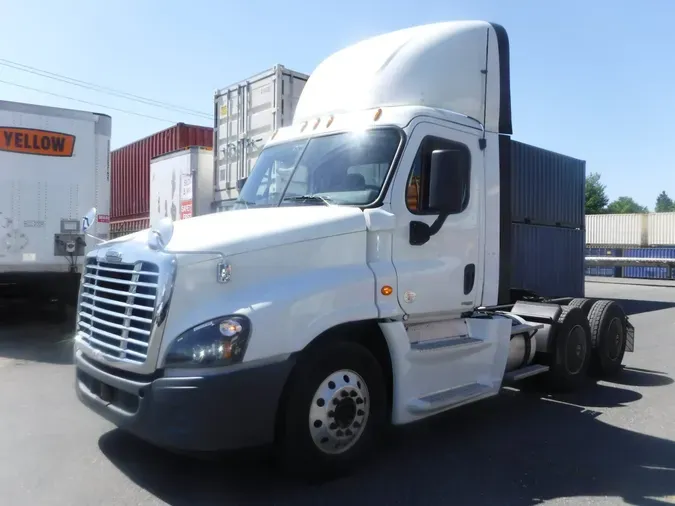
[[82, 207, 97, 233]]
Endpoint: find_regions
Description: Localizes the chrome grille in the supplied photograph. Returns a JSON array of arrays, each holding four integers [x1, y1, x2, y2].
[[77, 257, 160, 363]]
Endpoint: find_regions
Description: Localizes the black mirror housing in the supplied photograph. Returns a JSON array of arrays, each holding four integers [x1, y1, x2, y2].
[[236, 177, 248, 192], [428, 149, 469, 214]]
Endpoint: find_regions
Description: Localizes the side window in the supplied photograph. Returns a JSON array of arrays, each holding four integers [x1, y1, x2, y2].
[[405, 136, 470, 214]]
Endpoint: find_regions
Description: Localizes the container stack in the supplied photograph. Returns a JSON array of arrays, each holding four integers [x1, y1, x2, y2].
[[109, 123, 213, 238], [585, 212, 675, 280], [509, 140, 586, 298], [212, 65, 309, 208]]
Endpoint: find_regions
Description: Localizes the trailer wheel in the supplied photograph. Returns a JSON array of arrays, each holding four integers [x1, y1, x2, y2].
[[567, 298, 595, 317], [545, 306, 592, 391], [587, 299, 627, 377], [277, 341, 387, 481]]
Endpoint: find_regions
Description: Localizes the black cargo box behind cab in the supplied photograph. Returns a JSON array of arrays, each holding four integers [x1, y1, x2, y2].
[[499, 138, 586, 303]]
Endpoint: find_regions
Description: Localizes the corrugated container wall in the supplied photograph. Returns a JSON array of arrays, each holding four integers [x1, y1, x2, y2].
[[110, 217, 150, 239], [647, 212, 675, 246], [584, 247, 620, 277], [510, 140, 586, 229], [111, 123, 213, 220], [214, 65, 309, 203], [585, 213, 647, 246], [511, 223, 585, 298], [622, 247, 675, 279]]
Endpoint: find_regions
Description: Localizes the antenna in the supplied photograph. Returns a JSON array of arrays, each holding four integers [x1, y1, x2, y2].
[[479, 27, 490, 150]]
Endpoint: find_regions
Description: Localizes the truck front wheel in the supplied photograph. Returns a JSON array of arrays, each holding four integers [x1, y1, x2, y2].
[[277, 341, 387, 480]]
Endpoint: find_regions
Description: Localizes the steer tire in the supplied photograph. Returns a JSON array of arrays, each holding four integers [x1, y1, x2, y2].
[[276, 341, 387, 481], [545, 306, 593, 392], [567, 297, 595, 317], [587, 299, 627, 378]]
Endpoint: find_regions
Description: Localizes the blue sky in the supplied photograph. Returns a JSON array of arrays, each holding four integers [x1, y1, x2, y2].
[[1, 0, 672, 209]]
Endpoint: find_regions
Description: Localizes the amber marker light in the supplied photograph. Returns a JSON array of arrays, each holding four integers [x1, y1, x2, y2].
[[373, 108, 383, 121], [381, 285, 393, 296]]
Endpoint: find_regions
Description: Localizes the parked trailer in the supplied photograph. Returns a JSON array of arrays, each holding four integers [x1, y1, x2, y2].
[[74, 21, 634, 480], [149, 146, 214, 230], [111, 123, 212, 222], [213, 65, 309, 205], [0, 100, 110, 311]]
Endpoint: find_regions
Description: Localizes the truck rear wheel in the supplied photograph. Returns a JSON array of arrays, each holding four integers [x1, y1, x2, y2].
[[545, 306, 593, 391], [587, 299, 627, 378], [567, 297, 595, 317], [277, 341, 387, 480]]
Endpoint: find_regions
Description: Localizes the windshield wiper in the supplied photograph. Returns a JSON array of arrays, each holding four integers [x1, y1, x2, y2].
[[233, 200, 257, 208], [281, 195, 334, 206]]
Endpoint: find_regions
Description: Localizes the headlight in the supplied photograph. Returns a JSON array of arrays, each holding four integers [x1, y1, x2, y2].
[[164, 315, 251, 368]]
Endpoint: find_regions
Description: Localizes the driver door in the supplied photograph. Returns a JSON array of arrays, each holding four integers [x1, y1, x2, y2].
[[390, 121, 485, 323]]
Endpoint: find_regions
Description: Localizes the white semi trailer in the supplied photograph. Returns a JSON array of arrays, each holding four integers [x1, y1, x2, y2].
[[149, 146, 214, 230], [0, 100, 111, 314], [73, 21, 633, 479]]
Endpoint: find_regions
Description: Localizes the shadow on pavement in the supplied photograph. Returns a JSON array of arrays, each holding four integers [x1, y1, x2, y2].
[[611, 298, 675, 316], [610, 367, 674, 388], [99, 369, 675, 506], [0, 301, 75, 365]]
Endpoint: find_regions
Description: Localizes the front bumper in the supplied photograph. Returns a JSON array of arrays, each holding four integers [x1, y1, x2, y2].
[[75, 350, 295, 452]]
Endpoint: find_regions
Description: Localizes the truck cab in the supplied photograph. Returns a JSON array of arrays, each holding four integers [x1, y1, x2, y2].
[[74, 20, 633, 479]]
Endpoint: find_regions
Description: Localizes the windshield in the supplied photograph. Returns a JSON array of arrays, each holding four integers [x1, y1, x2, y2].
[[235, 128, 402, 208]]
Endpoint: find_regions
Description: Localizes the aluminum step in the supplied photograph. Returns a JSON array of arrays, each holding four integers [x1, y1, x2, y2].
[[407, 382, 495, 415], [503, 364, 550, 383], [410, 336, 483, 352]]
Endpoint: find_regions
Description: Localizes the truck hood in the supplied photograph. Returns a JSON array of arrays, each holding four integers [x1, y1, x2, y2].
[[112, 206, 368, 258]]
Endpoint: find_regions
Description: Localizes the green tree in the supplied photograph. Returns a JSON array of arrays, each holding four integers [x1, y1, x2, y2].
[[654, 191, 674, 212], [585, 172, 609, 214], [606, 196, 648, 214]]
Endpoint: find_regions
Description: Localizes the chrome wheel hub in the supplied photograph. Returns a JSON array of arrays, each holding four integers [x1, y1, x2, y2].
[[308, 369, 369, 455]]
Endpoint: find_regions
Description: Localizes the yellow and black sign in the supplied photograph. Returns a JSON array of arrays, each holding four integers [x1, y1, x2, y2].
[[0, 127, 76, 157]]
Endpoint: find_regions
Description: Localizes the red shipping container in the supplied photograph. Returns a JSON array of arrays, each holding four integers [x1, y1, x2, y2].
[[109, 217, 150, 239], [111, 123, 213, 220]]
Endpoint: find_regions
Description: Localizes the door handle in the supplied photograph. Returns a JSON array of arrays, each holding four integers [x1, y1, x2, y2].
[[464, 264, 476, 295]]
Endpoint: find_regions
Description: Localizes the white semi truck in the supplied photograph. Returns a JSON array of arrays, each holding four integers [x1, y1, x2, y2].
[[74, 21, 634, 479], [0, 100, 111, 314]]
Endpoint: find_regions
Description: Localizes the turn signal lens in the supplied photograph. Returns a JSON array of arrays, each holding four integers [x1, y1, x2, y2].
[[381, 285, 393, 296]]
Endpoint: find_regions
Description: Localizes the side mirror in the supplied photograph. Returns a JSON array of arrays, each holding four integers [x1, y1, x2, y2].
[[236, 177, 248, 192], [428, 149, 469, 215], [82, 207, 97, 233]]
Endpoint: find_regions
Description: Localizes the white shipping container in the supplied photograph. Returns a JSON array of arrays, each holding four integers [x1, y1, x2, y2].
[[0, 99, 111, 304], [647, 212, 675, 246], [585, 213, 647, 246], [214, 65, 309, 202], [149, 146, 214, 230]]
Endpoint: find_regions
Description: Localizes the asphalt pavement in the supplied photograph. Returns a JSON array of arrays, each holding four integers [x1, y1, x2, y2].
[[1, 280, 675, 506]]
